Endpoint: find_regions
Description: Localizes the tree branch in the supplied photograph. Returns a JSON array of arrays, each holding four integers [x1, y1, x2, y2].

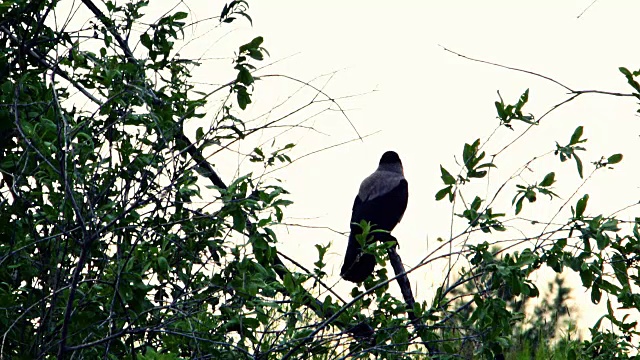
[[0, 25, 102, 105], [386, 239, 435, 355], [79, 0, 136, 62], [440, 45, 635, 98]]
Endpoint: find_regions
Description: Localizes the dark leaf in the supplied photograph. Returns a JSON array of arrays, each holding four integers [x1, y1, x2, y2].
[[576, 194, 588, 218], [596, 233, 609, 250], [238, 11, 253, 25], [468, 170, 487, 178], [574, 154, 584, 178], [140, 33, 152, 49], [173, 11, 188, 20], [591, 281, 601, 304], [607, 153, 623, 165], [539, 172, 555, 187], [237, 67, 253, 86], [435, 186, 451, 201], [440, 166, 456, 185], [570, 126, 583, 145], [611, 253, 630, 289], [515, 196, 524, 215], [580, 269, 593, 288], [515, 89, 529, 111], [476, 163, 497, 170]]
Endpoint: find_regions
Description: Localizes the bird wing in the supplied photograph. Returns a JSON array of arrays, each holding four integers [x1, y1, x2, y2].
[[341, 178, 408, 282], [351, 178, 408, 232]]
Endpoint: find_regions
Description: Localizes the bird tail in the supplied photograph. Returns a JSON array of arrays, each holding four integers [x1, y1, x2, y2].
[[340, 232, 376, 283]]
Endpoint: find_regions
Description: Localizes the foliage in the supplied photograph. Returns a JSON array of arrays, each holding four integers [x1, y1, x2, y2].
[[2, 1, 640, 360], [506, 276, 579, 359], [0, 1, 304, 358], [432, 85, 640, 358]]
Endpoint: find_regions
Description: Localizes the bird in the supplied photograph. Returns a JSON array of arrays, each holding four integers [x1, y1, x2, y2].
[[340, 151, 408, 283]]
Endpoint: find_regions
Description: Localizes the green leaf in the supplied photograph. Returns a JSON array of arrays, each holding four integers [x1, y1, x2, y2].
[[248, 49, 263, 61], [611, 253, 630, 289], [462, 146, 471, 166], [516, 89, 529, 109], [435, 186, 451, 201], [468, 170, 487, 178], [249, 36, 264, 48], [607, 153, 623, 164], [237, 67, 253, 86], [232, 212, 246, 232], [476, 163, 497, 170], [173, 11, 188, 20], [596, 233, 609, 250], [619, 66, 632, 77], [196, 127, 204, 141], [236, 86, 252, 110], [495, 101, 506, 120], [539, 172, 555, 187], [619, 67, 640, 93], [574, 153, 583, 178], [240, 36, 264, 53], [238, 11, 253, 25], [601, 218, 618, 232], [283, 273, 295, 292], [591, 281, 601, 304], [470, 196, 482, 211], [570, 126, 583, 145], [580, 268, 593, 287], [575, 194, 588, 218], [140, 33, 152, 50], [440, 166, 456, 185], [524, 189, 536, 202], [157, 256, 169, 272], [515, 196, 524, 215]]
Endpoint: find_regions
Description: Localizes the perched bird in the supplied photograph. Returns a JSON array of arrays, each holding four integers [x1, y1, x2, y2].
[[340, 151, 408, 283]]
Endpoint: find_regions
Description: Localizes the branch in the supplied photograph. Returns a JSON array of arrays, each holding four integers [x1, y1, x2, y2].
[[386, 240, 435, 355], [57, 237, 92, 357], [79, 0, 136, 62], [259, 74, 362, 141], [440, 45, 573, 92], [440, 45, 635, 98], [387, 246, 418, 322], [0, 25, 101, 105], [281, 235, 444, 359], [277, 250, 346, 304]]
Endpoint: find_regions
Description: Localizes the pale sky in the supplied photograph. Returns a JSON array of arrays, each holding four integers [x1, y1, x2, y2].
[[202, 1, 640, 332], [60, 0, 640, 339]]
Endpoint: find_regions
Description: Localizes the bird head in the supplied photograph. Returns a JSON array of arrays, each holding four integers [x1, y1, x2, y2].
[[379, 151, 403, 174]]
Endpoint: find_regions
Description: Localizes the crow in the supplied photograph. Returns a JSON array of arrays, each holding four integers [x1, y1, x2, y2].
[[341, 151, 408, 283]]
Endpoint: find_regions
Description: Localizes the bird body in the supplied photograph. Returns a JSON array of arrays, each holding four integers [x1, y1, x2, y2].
[[341, 151, 408, 283]]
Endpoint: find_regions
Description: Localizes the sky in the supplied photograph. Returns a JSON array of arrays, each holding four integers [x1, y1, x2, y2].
[[199, 0, 640, 332], [59, 0, 640, 338]]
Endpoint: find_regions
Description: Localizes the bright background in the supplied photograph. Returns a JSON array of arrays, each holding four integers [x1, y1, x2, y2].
[[203, 0, 640, 332], [201, 1, 640, 331]]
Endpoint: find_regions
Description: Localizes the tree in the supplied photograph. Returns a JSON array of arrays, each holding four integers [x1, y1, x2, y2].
[[0, 1, 346, 358], [2, 1, 640, 359], [422, 45, 640, 357]]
